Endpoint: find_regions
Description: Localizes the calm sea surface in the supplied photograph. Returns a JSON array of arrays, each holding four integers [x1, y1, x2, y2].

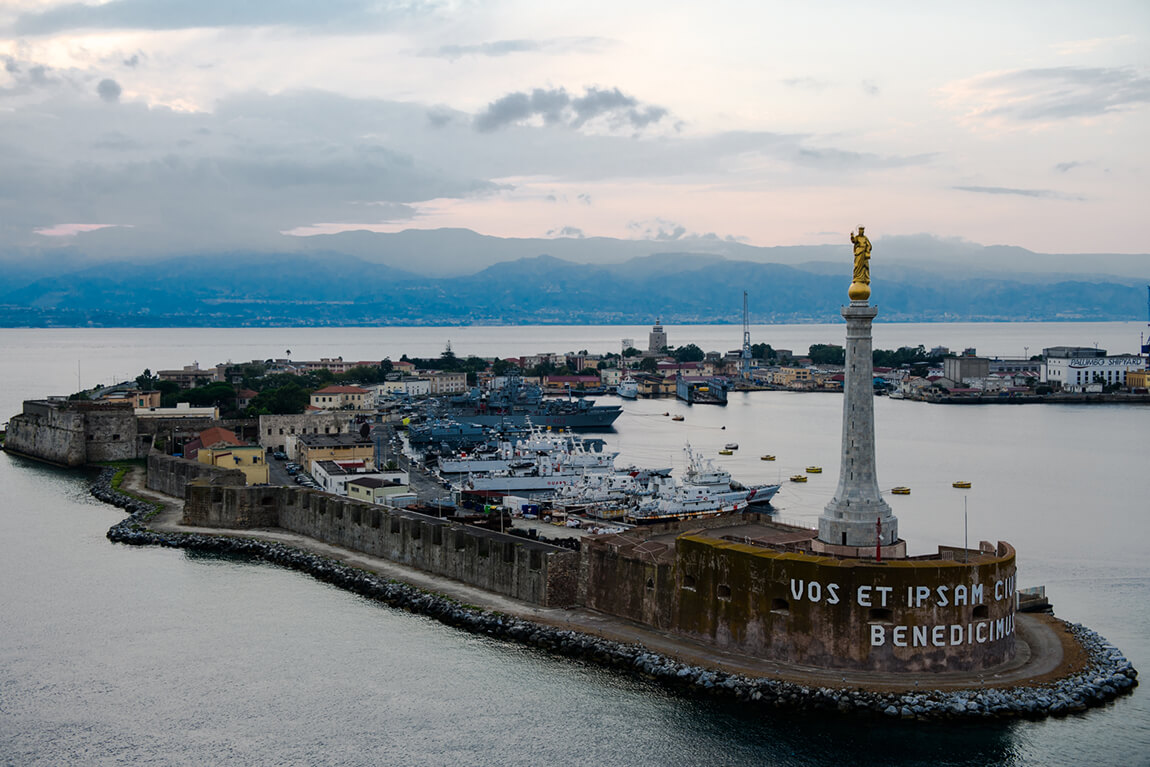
[[2, 324, 1147, 766]]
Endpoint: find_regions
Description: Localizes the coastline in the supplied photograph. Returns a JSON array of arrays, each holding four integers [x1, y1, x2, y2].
[[93, 464, 1138, 720]]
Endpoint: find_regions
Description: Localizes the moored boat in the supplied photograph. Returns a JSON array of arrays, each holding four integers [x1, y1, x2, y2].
[[805, 466, 822, 474], [953, 480, 972, 489], [790, 474, 808, 483], [891, 486, 911, 495]]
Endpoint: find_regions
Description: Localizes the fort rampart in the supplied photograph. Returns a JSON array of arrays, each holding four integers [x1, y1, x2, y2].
[[182, 482, 578, 607], [5, 400, 142, 466], [146, 452, 245, 497]]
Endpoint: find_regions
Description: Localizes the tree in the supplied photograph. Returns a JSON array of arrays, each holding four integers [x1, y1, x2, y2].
[[379, 359, 394, 376], [808, 344, 845, 365], [250, 382, 310, 415], [673, 343, 705, 362], [135, 368, 157, 390], [622, 347, 642, 358], [492, 358, 518, 377], [639, 357, 659, 373], [751, 343, 776, 361]]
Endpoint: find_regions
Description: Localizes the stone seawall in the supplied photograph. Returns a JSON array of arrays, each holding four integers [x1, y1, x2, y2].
[[91, 468, 1139, 721], [147, 452, 245, 497], [183, 483, 579, 607]]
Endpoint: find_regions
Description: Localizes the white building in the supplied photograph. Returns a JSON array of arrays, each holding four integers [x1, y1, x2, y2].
[[311, 459, 410, 496], [1044, 355, 1146, 391]]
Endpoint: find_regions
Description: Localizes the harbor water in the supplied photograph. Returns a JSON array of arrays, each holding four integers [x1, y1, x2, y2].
[[1, 324, 1147, 766]]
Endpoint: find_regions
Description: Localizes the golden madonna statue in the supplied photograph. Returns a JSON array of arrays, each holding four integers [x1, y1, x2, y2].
[[849, 226, 871, 301]]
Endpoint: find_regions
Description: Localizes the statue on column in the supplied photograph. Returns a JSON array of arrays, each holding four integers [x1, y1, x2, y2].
[[849, 226, 872, 301]]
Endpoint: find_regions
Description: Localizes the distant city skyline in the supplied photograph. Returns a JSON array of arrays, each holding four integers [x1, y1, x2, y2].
[[2, 1, 1148, 258]]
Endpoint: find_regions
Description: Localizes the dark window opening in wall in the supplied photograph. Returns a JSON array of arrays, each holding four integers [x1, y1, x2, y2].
[[333, 506, 343, 520], [717, 584, 732, 600], [478, 538, 490, 558], [682, 574, 697, 590], [267, 429, 272, 436], [325, 427, 330, 434], [87, 434, 94, 441], [842, 532, 847, 545], [868, 607, 894, 623], [390, 518, 400, 534], [261, 495, 275, 507], [410, 524, 421, 540], [112, 434, 120, 440], [502, 542, 515, 563], [528, 550, 542, 571], [279, 428, 284, 435], [431, 526, 442, 545], [973, 604, 989, 620], [645, 578, 655, 591], [455, 531, 468, 551], [371, 511, 381, 529], [351, 508, 362, 525], [771, 598, 789, 613]]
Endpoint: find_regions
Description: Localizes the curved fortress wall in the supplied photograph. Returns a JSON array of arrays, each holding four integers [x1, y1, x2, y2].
[[6, 400, 140, 466], [674, 536, 1016, 672]]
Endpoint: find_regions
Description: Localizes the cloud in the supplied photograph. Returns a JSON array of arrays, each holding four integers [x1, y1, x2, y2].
[[547, 225, 584, 238], [417, 37, 607, 60], [782, 77, 829, 91], [1054, 161, 1082, 173], [474, 86, 669, 133], [97, 78, 122, 102], [861, 80, 879, 96], [34, 223, 128, 237], [952, 185, 1084, 201], [945, 66, 1150, 125], [123, 54, 141, 68], [10, 0, 431, 35]]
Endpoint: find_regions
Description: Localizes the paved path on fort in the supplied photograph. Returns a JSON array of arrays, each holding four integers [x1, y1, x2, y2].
[[125, 470, 1080, 693]]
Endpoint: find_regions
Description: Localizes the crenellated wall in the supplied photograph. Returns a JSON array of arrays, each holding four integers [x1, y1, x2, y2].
[[147, 453, 246, 497], [182, 484, 578, 607]]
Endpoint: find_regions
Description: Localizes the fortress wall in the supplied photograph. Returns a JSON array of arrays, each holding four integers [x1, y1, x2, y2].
[[673, 537, 1017, 672], [182, 484, 578, 607], [148, 453, 246, 498], [581, 544, 675, 630], [5, 401, 138, 466]]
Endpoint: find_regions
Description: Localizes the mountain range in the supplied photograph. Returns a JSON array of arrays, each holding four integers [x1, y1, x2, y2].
[[1, 229, 1146, 327]]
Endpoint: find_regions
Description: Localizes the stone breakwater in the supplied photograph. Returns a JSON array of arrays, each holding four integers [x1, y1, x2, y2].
[[91, 469, 1138, 721]]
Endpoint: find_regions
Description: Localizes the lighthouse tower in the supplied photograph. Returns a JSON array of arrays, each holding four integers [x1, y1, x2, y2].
[[813, 227, 905, 558]]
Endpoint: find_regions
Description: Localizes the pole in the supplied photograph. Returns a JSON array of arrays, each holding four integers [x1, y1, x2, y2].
[[876, 516, 882, 562], [964, 496, 969, 563]]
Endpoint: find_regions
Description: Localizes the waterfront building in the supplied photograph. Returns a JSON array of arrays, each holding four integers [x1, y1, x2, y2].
[[426, 371, 467, 395], [943, 356, 991, 385], [190, 427, 268, 486], [1043, 353, 1147, 391], [648, 319, 668, 355], [156, 362, 224, 388], [311, 459, 409, 496]]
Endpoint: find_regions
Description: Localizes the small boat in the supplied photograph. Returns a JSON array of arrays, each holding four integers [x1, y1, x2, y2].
[[718, 449, 733, 455], [805, 466, 822, 474], [952, 480, 972, 489], [891, 486, 911, 495], [789, 475, 808, 483], [671, 415, 685, 422], [760, 455, 776, 461], [724, 442, 739, 450]]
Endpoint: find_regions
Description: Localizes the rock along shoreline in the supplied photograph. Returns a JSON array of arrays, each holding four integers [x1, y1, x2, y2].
[[92, 468, 1138, 721]]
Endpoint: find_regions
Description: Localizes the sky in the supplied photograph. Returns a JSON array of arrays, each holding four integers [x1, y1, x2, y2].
[[1, 0, 1148, 258]]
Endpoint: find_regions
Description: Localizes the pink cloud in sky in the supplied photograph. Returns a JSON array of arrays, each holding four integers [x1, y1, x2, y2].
[[34, 223, 128, 237]]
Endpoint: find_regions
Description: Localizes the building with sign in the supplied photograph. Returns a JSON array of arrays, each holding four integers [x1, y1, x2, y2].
[[1044, 353, 1146, 391]]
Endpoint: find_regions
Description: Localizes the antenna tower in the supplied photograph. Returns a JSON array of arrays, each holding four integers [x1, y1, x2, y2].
[[741, 291, 752, 378]]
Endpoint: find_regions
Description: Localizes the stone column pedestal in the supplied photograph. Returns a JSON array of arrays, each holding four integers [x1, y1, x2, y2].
[[815, 300, 900, 553]]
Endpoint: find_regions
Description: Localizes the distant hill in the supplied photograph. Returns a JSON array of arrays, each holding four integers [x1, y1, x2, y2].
[[1, 236, 1145, 327]]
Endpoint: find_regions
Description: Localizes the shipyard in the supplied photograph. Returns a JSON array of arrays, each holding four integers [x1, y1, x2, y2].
[[3, 233, 1141, 722]]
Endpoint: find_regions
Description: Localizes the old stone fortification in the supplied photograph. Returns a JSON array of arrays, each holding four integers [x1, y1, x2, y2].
[[5, 400, 143, 466], [147, 453, 245, 497], [584, 525, 1016, 673], [259, 413, 357, 454], [183, 483, 578, 607]]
